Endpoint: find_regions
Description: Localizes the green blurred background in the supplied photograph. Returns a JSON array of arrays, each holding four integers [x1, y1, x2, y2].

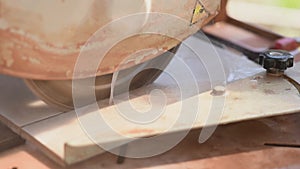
[[245, 0, 300, 9], [229, 0, 300, 37]]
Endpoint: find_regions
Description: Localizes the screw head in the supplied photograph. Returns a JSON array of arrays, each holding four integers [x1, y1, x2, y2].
[[211, 86, 226, 96]]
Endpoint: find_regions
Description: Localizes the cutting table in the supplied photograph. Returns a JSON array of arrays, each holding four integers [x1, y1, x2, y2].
[[1, 0, 300, 168], [1, 33, 300, 168]]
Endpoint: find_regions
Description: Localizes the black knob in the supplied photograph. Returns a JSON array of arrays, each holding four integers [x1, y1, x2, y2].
[[259, 50, 294, 75]]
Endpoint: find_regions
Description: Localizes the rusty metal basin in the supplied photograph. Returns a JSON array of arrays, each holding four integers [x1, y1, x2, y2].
[[0, 0, 221, 80]]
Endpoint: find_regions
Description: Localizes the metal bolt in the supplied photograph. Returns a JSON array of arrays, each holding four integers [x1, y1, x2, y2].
[[211, 86, 226, 96]]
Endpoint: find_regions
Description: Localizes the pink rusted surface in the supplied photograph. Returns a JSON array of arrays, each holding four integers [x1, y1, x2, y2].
[[0, 0, 220, 80]]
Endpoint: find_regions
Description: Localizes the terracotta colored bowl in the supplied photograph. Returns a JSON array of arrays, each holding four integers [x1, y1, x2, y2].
[[0, 0, 220, 80]]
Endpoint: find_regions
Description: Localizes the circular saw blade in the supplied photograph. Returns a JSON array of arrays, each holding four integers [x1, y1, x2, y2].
[[25, 46, 179, 111]]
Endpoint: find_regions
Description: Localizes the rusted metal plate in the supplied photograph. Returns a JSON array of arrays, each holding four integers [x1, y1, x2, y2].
[[18, 37, 300, 165], [0, 33, 298, 165], [203, 21, 275, 52], [58, 72, 300, 165]]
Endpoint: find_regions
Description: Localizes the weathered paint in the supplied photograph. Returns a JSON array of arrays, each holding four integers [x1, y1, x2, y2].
[[0, 0, 220, 80]]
